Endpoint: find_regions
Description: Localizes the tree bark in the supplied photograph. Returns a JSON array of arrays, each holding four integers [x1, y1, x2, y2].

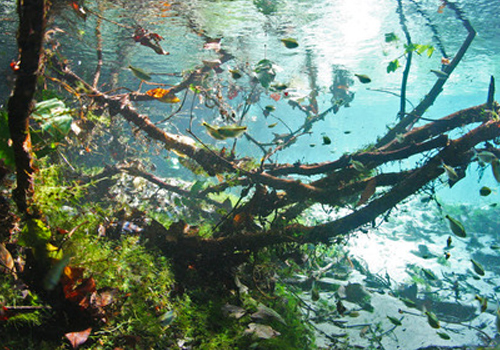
[[7, 0, 46, 215]]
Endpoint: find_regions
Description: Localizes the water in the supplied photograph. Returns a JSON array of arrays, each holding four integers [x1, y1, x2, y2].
[[1, 0, 500, 348]]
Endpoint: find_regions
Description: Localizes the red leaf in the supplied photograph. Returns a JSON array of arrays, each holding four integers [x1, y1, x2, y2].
[[65, 327, 91, 349]]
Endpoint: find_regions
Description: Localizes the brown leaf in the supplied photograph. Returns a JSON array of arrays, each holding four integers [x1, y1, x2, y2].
[[65, 327, 91, 349], [356, 178, 377, 207]]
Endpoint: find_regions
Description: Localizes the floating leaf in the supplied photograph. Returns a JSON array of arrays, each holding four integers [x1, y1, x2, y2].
[[354, 74, 371, 84], [437, 331, 450, 340], [385, 32, 398, 43], [280, 38, 299, 49], [480, 186, 492, 196], [128, 65, 152, 81], [445, 215, 466, 238], [229, 68, 242, 79], [65, 327, 91, 349], [146, 87, 180, 103], [471, 259, 485, 276], [425, 311, 440, 329], [387, 315, 402, 326], [492, 159, 500, 182], [202, 122, 247, 140]]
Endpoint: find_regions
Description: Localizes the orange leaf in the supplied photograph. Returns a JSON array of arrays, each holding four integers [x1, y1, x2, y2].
[[146, 87, 180, 103], [65, 327, 91, 349], [356, 178, 377, 207], [270, 93, 281, 102]]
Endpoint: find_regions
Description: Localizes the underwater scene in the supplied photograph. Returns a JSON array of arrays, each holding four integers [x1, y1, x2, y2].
[[1, 0, 500, 349]]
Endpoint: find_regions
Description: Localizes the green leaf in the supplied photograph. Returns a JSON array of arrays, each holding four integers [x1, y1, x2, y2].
[[254, 59, 276, 88], [384, 32, 398, 43], [387, 59, 400, 73], [426, 46, 435, 57], [404, 43, 418, 53], [416, 44, 428, 55]]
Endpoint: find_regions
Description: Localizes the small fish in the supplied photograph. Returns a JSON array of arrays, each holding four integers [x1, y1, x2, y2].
[[430, 69, 448, 79], [445, 215, 466, 238], [475, 150, 497, 164], [354, 74, 371, 84], [441, 161, 459, 181], [444, 252, 451, 260], [475, 295, 488, 312], [446, 236, 452, 248], [387, 315, 402, 326], [492, 159, 500, 183], [425, 311, 440, 329], [351, 159, 366, 172], [471, 259, 485, 276], [437, 331, 450, 340], [280, 38, 299, 49], [322, 135, 332, 145], [479, 186, 492, 196], [264, 105, 276, 112], [229, 68, 242, 79], [128, 65, 152, 81]]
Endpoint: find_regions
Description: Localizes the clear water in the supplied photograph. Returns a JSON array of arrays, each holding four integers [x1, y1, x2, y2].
[[1, 1, 500, 348]]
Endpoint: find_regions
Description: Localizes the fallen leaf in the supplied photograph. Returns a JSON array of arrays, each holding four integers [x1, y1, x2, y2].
[[65, 327, 91, 349], [244, 323, 280, 339]]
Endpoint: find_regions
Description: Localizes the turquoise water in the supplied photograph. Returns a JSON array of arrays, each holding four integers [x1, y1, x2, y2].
[[1, 2, 500, 347]]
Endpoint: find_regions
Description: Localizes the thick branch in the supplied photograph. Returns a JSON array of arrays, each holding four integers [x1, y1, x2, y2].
[[7, 0, 46, 214]]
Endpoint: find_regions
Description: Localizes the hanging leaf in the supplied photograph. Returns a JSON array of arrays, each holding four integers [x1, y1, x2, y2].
[[65, 327, 92, 349], [280, 38, 299, 49], [128, 65, 152, 81], [387, 59, 400, 73]]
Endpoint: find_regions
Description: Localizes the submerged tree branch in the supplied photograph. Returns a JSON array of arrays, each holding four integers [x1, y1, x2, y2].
[[376, 1, 476, 147], [7, 0, 47, 215]]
